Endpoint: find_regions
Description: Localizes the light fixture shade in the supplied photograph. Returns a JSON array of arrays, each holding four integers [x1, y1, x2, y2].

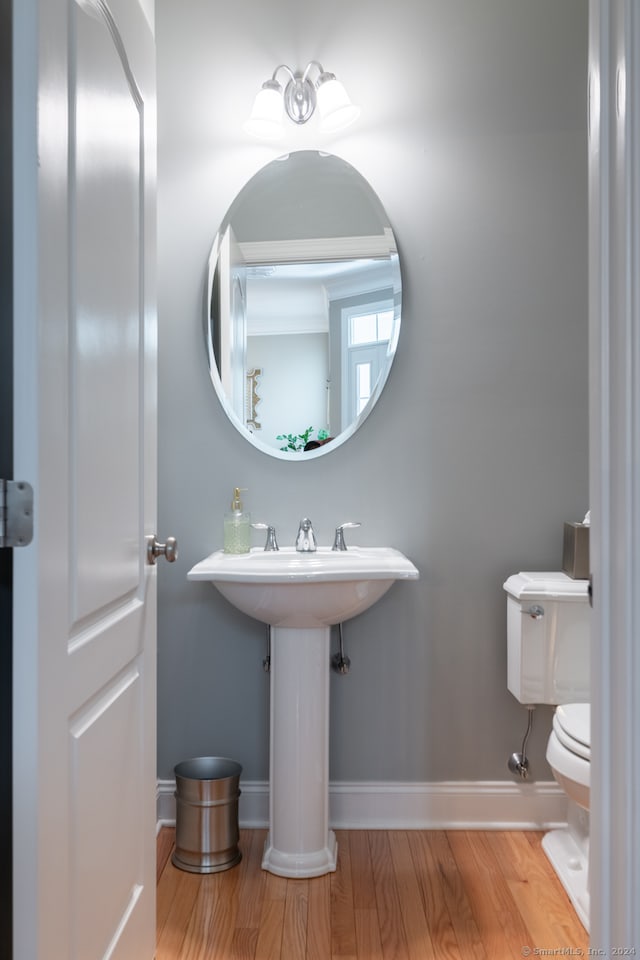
[[316, 75, 360, 132], [243, 83, 285, 140]]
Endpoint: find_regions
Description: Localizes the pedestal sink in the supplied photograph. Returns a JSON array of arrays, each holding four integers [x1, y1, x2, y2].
[[187, 545, 419, 877]]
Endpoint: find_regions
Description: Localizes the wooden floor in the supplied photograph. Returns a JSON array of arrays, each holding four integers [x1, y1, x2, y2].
[[156, 827, 589, 959]]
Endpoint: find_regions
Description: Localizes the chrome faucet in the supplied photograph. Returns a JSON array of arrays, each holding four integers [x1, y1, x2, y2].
[[295, 518, 317, 552]]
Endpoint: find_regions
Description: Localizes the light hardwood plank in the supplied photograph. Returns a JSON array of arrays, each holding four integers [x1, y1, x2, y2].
[[465, 830, 534, 951], [354, 908, 384, 960], [348, 831, 377, 911], [409, 831, 462, 960], [156, 864, 202, 960], [490, 830, 589, 951], [388, 832, 436, 960], [254, 899, 285, 960], [235, 829, 268, 931], [156, 827, 589, 960], [330, 831, 357, 957], [368, 830, 410, 960], [447, 830, 525, 960], [263, 869, 288, 903], [230, 927, 259, 960], [177, 875, 218, 960], [157, 826, 175, 882], [202, 837, 253, 960], [306, 873, 331, 960], [281, 880, 309, 959], [427, 831, 487, 960]]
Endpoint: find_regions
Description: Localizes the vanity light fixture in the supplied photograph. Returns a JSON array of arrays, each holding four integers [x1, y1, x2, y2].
[[243, 61, 360, 140]]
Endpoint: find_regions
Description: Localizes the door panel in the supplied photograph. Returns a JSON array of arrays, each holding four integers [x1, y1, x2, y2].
[[70, 666, 142, 959], [73, 3, 143, 620], [12, 1, 156, 957]]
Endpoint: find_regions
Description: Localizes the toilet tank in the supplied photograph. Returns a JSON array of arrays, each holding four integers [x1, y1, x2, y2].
[[504, 571, 590, 705]]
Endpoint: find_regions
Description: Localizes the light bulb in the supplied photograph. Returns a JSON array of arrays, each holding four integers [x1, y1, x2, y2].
[[316, 75, 360, 132], [243, 81, 285, 140]]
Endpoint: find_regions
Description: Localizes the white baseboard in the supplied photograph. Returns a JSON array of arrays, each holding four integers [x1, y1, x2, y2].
[[157, 778, 567, 831]]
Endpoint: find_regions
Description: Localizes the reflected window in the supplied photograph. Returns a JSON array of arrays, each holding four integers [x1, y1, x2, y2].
[[343, 299, 394, 423], [355, 361, 372, 414], [349, 308, 394, 346]]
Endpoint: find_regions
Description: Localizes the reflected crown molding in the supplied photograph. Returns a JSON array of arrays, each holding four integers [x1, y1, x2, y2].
[[239, 229, 397, 265]]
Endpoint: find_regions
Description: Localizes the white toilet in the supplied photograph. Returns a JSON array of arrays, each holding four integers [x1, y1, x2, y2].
[[504, 571, 591, 931]]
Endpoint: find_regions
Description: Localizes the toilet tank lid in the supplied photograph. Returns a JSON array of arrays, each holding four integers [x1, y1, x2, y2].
[[503, 571, 590, 600]]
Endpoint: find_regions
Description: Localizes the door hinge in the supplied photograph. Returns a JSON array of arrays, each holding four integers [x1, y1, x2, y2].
[[0, 480, 34, 548]]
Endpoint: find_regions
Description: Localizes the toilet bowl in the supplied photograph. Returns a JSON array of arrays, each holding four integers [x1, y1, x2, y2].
[[542, 702, 591, 931]]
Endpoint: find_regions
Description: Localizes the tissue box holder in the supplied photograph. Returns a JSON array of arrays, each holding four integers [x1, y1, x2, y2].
[[562, 522, 590, 580]]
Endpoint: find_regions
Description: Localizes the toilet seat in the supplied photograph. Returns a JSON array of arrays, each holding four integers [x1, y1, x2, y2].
[[547, 702, 590, 807], [553, 703, 590, 761]]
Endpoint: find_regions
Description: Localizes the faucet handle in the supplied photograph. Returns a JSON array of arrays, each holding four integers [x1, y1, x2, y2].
[[332, 522, 361, 551], [252, 522, 279, 551]]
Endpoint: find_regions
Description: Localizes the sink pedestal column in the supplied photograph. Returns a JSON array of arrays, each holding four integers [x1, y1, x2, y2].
[[261, 625, 337, 878]]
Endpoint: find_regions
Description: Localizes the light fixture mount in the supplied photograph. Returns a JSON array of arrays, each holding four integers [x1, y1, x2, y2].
[[283, 71, 317, 125], [244, 61, 360, 140]]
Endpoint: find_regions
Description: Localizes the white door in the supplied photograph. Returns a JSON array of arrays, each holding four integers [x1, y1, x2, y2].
[[588, 1, 640, 947], [13, 1, 158, 958]]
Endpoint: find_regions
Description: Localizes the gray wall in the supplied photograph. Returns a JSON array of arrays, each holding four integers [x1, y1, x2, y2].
[[156, 0, 588, 783]]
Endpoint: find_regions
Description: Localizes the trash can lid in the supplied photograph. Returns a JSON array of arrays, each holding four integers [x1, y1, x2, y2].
[[174, 756, 242, 781]]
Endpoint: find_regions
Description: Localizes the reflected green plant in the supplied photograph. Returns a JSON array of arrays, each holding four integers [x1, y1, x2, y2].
[[276, 427, 329, 452]]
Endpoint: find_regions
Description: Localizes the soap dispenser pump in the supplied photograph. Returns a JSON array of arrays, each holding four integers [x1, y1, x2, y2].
[[224, 487, 251, 554]]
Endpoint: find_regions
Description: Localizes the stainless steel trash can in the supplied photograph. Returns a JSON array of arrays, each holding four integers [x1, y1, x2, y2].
[[172, 757, 242, 874]]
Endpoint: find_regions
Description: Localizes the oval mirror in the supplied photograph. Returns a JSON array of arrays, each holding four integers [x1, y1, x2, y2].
[[206, 150, 401, 458]]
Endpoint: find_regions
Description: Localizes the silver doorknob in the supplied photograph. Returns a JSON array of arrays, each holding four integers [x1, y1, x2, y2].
[[146, 534, 178, 565]]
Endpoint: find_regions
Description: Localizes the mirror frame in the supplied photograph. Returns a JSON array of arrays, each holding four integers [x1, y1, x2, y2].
[[204, 152, 402, 460]]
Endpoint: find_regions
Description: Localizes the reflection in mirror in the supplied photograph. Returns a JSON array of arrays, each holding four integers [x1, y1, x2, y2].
[[206, 151, 402, 459], [245, 367, 262, 430]]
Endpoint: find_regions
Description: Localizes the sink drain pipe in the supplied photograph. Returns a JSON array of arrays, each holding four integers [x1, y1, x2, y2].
[[508, 704, 536, 779], [263, 625, 271, 673], [331, 622, 351, 675]]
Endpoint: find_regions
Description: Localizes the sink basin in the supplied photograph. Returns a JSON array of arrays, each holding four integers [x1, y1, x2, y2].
[[188, 546, 419, 628], [187, 543, 419, 877]]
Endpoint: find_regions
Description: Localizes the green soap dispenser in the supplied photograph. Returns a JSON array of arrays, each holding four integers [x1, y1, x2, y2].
[[224, 487, 251, 554]]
